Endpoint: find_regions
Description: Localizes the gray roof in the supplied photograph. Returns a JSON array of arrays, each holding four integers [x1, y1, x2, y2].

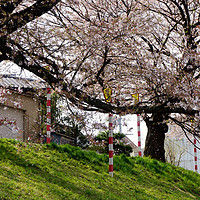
[[0, 74, 46, 90]]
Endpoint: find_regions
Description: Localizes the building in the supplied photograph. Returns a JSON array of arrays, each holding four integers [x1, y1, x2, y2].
[[0, 74, 46, 141], [165, 125, 200, 173], [122, 136, 139, 157], [50, 132, 75, 145], [178, 137, 200, 173]]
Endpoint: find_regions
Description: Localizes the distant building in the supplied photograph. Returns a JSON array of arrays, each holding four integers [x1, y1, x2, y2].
[[122, 136, 139, 157], [178, 137, 200, 173], [0, 74, 46, 141], [165, 125, 200, 173], [0, 74, 77, 145], [50, 132, 75, 145]]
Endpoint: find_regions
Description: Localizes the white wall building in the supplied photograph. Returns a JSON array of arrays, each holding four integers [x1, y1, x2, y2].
[[178, 137, 200, 173], [165, 134, 200, 173]]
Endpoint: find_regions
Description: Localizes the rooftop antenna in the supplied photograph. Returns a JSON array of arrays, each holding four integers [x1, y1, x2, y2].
[[118, 115, 133, 135]]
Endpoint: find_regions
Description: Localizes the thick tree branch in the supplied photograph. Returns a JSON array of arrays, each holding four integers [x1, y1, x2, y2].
[[96, 46, 111, 88], [67, 86, 198, 116], [170, 0, 187, 27], [0, 0, 23, 17], [0, 0, 61, 36], [70, 49, 92, 86]]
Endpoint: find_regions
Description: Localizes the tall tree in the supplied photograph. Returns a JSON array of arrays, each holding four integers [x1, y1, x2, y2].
[[0, 0, 199, 161], [137, 0, 200, 161]]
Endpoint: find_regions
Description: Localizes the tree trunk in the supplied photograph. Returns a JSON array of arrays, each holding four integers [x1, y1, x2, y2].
[[144, 113, 168, 162]]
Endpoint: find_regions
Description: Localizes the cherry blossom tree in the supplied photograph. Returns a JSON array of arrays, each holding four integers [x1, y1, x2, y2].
[[0, 0, 199, 162], [137, 0, 200, 161]]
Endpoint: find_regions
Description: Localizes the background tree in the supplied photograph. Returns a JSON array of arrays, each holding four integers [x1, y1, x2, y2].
[[165, 136, 187, 166], [0, 0, 200, 162], [55, 115, 88, 148], [40, 91, 89, 147], [89, 131, 133, 156]]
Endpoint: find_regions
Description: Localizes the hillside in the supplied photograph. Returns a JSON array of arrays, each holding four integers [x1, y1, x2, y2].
[[0, 138, 200, 200]]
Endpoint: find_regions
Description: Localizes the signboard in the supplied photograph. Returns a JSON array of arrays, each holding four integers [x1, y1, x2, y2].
[[131, 93, 139, 103], [103, 88, 112, 103], [44, 65, 50, 71]]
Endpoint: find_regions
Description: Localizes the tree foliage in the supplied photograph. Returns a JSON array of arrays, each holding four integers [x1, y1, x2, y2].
[[89, 131, 133, 156], [1, 0, 200, 161], [40, 92, 88, 147]]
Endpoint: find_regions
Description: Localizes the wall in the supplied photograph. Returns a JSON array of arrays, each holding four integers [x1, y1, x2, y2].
[[0, 105, 24, 141], [165, 136, 200, 173], [0, 90, 41, 141], [178, 137, 200, 173]]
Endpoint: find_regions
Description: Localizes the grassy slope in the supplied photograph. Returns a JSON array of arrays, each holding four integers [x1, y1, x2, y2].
[[0, 139, 200, 200]]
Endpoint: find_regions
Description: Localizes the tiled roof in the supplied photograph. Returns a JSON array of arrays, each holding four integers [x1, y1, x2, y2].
[[0, 74, 46, 90], [123, 136, 138, 149]]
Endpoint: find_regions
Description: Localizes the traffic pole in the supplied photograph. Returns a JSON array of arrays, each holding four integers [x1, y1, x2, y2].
[[103, 88, 113, 176], [109, 113, 114, 177], [46, 87, 51, 144], [135, 94, 142, 157], [194, 138, 198, 172], [137, 114, 142, 156], [118, 115, 122, 134]]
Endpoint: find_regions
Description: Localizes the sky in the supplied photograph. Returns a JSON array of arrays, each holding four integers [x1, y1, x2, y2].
[[0, 60, 37, 78], [88, 111, 147, 148], [118, 114, 147, 148]]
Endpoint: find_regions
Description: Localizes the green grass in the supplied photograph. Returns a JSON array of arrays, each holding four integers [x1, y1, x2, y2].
[[0, 138, 200, 200]]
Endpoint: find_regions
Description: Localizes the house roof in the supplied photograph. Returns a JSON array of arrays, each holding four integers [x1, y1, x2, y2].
[[0, 74, 46, 90], [123, 136, 138, 149]]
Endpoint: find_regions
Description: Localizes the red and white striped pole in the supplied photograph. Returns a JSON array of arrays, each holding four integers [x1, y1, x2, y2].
[[109, 113, 114, 177], [46, 87, 51, 144], [136, 94, 142, 157], [194, 138, 198, 172], [137, 114, 142, 156]]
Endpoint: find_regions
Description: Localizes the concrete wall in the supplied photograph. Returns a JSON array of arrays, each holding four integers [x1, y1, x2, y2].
[[0, 90, 41, 141], [0, 106, 24, 140], [165, 136, 200, 173], [178, 137, 200, 173]]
